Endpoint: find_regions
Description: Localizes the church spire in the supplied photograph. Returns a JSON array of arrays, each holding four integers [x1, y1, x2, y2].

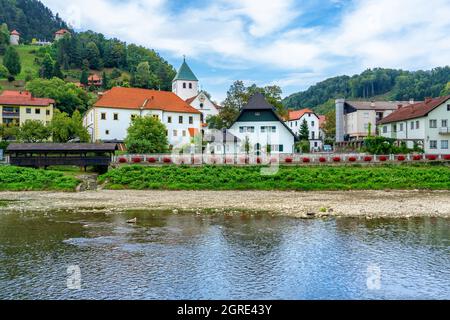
[[173, 57, 198, 82]]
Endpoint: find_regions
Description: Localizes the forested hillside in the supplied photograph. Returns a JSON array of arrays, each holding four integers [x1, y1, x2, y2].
[[0, 0, 69, 42], [283, 67, 450, 113]]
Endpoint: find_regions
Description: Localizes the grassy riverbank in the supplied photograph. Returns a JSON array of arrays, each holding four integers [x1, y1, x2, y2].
[[0, 166, 80, 191], [99, 164, 450, 191]]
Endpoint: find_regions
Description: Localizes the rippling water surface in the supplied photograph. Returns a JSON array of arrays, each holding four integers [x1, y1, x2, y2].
[[0, 210, 449, 300]]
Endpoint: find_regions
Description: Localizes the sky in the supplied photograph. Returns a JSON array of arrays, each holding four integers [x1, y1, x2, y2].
[[40, 0, 450, 103]]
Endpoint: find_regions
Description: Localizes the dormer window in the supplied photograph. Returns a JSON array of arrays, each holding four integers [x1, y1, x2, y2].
[[183, 83, 186, 89]]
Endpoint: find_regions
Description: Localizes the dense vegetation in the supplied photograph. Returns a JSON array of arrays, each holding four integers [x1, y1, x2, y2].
[[99, 165, 450, 191], [0, 166, 79, 191], [283, 67, 450, 113], [125, 116, 169, 154], [0, 0, 69, 42]]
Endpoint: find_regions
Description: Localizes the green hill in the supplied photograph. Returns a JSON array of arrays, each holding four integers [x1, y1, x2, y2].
[[283, 67, 450, 114]]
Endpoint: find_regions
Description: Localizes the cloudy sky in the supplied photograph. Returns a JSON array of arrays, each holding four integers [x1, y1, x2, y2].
[[41, 0, 450, 102]]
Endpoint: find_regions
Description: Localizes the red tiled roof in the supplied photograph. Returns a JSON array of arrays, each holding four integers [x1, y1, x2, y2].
[[0, 91, 55, 106], [378, 96, 450, 124], [94, 87, 201, 114], [88, 74, 101, 81], [185, 95, 198, 105], [55, 29, 70, 35], [10, 30, 20, 36], [288, 108, 315, 121], [188, 128, 199, 137]]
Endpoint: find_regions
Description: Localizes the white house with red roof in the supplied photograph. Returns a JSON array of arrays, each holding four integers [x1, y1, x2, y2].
[[286, 108, 322, 150], [378, 95, 450, 154], [10, 30, 20, 45], [54, 29, 71, 41], [83, 87, 202, 148]]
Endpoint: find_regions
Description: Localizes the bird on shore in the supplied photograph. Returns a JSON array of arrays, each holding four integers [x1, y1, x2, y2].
[[126, 217, 137, 224]]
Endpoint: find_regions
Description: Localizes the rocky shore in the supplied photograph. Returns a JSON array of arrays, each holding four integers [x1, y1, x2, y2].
[[0, 190, 449, 218]]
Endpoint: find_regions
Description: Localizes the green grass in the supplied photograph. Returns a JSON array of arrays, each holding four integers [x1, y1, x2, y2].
[[98, 165, 450, 191], [0, 166, 80, 191], [0, 45, 40, 81]]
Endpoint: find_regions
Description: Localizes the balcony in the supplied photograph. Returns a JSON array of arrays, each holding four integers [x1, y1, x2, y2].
[[2, 111, 20, 118], [439, 127, 450, 135]]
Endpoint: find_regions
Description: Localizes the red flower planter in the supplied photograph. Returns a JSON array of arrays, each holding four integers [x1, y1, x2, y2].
[[412, 155, 422, 161], [379, 156, 388, 162], [270, 157, 278, 164], [426, 155, 437, 161], [148, 157, 156, 163], [285, 157, 293, 163], [302, 157, 310, 163], [397, 155, 406, 161], [118, 157, 127, 163], [444, 155, 450, 161], [319, 157, 327, 163], [132, 157, 142, 163], [240, 157, 249, 164], [364, 156, 372, 162], [348, 157, 357, 162], [333, 157, 341, 162], [256, 157, 262, 164], [225, 157, 234, 164], [163, 157, 172, 164]]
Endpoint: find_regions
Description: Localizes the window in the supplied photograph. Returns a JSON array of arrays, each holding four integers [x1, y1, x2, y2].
[[182, 130, 186, 137], [179, 116, 183, 124], [410, 122, 414, 130], [399, 123, 404, 132], [447, 104, 450, 111], [311, 131, 315, 139], [165, 130, 168, 136], [279, 145, 284, 152], [383, 126, 388, 133], [416, 121, 420, 129], [152, 115, 159, 120], [261, 126, 276, 133], [295, 121, 298, 126], [200, 103, 204, 109], [35, 108, 41, 114], [189, 116, 193, 124], [189, 83, 192, 89], [101, 113, 106, 120], [113, 113, 119, 120], [314, 142, 318, 147], [364, 112, 369, 119], [168, 116, 172, 123], [441, 140, 449, 149], [26, 108, 31, 114], [364, 123, 369, 130], [131, 114, 137, 120], [290, 122, 292, 128], [46, 110, 50, 116], [311, 121, 315, 127], [429, 120, 437, 128], [105, 130, 110, 135], [173, 130, 178, 137], [183, 83, 186, 89], [442, 120, 448, 128], [430, 140, 437, 149]]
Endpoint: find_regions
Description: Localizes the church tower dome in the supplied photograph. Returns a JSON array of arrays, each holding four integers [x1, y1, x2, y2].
[[172, 57, 199, 101]]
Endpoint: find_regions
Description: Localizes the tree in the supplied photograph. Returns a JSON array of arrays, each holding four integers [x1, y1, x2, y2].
[[102, 71, 109, 89], [125, 116, 169, 154], [17, 120, 51, 143], [40, 54, 54, 79], [110, 68, 122, 79], [80, 68, 89, 86], [84, 41, 102, 70], [323, 109, 336, 138], [3, 46, 21, 76], [442, 82, 450, 96], [133, 61, 155, 88], [0, 23, 10, 55], [0, 64, 8, 78], [223, 80, 247, 111], [299, 119, 310, 141], [243, 136, 251, 155], [53, 61, 64, 79], [49, 110, 90, 143]]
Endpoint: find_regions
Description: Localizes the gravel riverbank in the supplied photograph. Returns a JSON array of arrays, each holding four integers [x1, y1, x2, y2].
[[0, 190, 449, 218]]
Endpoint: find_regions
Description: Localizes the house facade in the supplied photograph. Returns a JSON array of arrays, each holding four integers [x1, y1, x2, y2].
[[54, 29, 71, 41], [83, 87, 202, 148], [229, 93, 297, 155], [0, 91, 54, 127], [335, 99, 415, 142], [10, 30, 20, 45], [378, 96, 450, 154], [286, 109, 322, 150], [186, 92, 220, 123]]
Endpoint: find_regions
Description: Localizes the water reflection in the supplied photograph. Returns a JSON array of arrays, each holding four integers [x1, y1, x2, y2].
[[0, 210, 448, 300]]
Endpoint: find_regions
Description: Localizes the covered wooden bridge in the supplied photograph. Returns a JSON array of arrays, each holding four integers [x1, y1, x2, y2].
[[6, 143, 118, 172]]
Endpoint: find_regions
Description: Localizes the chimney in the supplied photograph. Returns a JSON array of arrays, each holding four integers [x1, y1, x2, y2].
[[409, 98, 414, 104], [370, 102, 375, 108]]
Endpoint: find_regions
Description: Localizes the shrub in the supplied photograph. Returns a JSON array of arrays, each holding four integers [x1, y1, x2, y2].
[[397, 155, 406, 161], [132, 157, 142, 163], [285, 157, 293, 163], [348, 157, 357, 162], [148, 157, 156, 163], [426, 155, 437, 161], [163, 157, 172, 163], [319, 157, 327, 163], [333, 157, 341, 162], [364, 156, 372, 162], [379, 156, 388, 162], [118, 157, 127, 163], [413, 155, 422, 161], [302, 157, 310, 163]]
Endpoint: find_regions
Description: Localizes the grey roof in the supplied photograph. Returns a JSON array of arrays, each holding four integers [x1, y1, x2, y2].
[[243, 92, 274, 110], [7, 143, 118, 153], [204, 130, 241, 143], [345, 100, 415, 111]]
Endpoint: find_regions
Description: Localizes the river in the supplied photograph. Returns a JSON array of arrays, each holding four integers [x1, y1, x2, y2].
[[0, 209, 449, 300]]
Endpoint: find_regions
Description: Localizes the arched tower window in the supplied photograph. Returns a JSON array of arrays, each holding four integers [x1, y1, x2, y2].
[[189, 83, 192, 89], [183, 83, 186, 89]]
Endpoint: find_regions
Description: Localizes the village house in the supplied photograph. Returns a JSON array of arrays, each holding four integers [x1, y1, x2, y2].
[[203, 130, 240, 155], [9, 30, 20, 45], [229, 93, 298, 155], [172, 58, 220, 123], [286, 108, 322, 150], [335, 99, 415, 142], [83, 87, 202, 148], [378, 95, 450, 154], [87, 74, 102, 87], [0, 91, 54, 128], [54, 29, 71, 41]]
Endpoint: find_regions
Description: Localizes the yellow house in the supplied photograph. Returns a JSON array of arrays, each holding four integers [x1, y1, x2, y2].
[[0, 91, 55, 127]]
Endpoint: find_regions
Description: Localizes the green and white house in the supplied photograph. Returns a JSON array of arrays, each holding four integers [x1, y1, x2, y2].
[[229, 93, 298, 155]]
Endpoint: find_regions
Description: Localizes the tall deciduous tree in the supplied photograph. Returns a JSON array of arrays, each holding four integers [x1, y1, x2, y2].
[[125, 116, 169, 154], [3, 46, 21, 76], [17, 120, 51, 143], [49, 110, 90, 143]]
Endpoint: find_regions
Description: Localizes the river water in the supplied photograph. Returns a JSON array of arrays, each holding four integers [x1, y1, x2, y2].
[[0, 209, 449, 300]]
